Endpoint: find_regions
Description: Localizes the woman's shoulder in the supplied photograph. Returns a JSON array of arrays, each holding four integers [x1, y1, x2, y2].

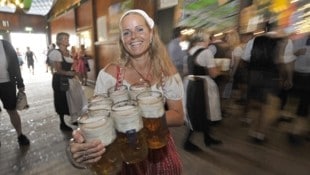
[[48, 49, 62, 60], [162, 73, 184, 100], [101, 62, 127, 79], [104, 63, 119, 76], [49, 49, 61, 56]]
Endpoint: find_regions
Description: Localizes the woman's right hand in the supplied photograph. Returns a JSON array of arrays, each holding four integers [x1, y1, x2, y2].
[[66, 71, 76, 77], [69, 129, 106, 165]]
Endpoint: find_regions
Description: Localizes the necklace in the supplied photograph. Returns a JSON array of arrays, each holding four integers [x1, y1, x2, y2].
[[131, 62, 152, 85]]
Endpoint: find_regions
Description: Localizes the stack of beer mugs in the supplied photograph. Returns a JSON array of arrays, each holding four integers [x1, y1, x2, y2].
[[78, 84, 169, 174]]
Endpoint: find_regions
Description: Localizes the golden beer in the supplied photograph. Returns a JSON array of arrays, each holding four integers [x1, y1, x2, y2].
[[111, 100, 148, 165], [78, 111, 122, 175], [137, 91, 169, 149], [89, 141, 121, 175]]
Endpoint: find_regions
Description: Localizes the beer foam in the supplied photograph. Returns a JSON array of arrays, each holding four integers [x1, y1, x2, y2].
[[89, 104, 111, 110], [140, 103, 164, 118], [113, 115, 143, 133], [80, 115, 106, 124], [116, 105, 135, 110], [90, 95, 108, 103], [80, 117, 116, 145]]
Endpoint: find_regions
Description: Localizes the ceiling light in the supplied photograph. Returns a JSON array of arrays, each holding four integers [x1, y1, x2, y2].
[[0, 0, 32, 10]]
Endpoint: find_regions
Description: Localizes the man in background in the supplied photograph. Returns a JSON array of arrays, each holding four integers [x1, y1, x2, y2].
[[0, 39, 30, 146], [167, 26, 188, 78], [25, 46, 37, 75]]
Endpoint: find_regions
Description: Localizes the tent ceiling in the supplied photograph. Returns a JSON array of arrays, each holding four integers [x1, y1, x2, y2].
[[179, 0, 240, 32], [0, 0, 56, 16]]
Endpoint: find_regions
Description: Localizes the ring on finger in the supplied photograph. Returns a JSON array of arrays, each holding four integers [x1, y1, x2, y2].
[[70, 138, 75, 144], [83, 151, 87, 160]]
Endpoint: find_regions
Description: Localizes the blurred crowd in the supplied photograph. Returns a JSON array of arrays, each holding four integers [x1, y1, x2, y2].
[[167, 24, 309, 148]]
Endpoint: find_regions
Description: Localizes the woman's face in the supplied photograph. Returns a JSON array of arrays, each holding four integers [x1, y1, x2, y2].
[[120, 14, 153, 57], [61, 35, 70, 47]]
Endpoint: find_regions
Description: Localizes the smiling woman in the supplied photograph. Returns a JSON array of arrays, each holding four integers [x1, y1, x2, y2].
[[70, 9, 184, 175]]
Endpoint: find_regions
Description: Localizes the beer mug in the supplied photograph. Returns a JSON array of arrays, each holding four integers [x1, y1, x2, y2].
[[88, 95, 113, 112], [89, 93, 109, 103], [129, 82, 150, 100], [111, 100, 148, 164], [78, 111, 121, 175], [137, 91, 168, 149], [108, 85, 129, 104]]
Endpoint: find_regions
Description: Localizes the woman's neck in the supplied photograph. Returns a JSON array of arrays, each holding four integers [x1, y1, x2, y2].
[[59, 46, 69, 56], [130, 56, 151, 70], [129, 56, 153, 84]]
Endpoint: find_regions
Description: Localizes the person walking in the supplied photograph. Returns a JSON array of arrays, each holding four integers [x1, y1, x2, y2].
[[48, 32, 76, 131], [24, 46, 37, 74], [167, 27, 188, 78], [183, 29, 222, 151], [69, 9, 184, 175], [16, 48, 24, 67], [0, 39, 30, 146], [241, 31, 295, 143], [46, 43, 56, 73], [287, 33, 310, 145], [74, 45, 90, 86]]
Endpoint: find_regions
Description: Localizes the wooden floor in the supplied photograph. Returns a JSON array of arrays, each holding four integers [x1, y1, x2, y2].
[[1, 64, 309, 175]]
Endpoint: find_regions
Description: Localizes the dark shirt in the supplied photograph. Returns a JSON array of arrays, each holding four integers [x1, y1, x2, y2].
[[25, 51, 35, 64]]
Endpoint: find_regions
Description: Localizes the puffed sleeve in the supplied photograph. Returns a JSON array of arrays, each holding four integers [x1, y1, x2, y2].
[[233, 46, 243, 58], [163, 73, 184, 100], [48, 50, 62, 62], [94, 69, 117, 95], [241, 38, 254, 62]]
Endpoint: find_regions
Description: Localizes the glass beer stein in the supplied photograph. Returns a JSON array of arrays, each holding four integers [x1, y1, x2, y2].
[[111, 100, 148, 165], [108, 85, 129, 104], [89, 93, 109, 103], [88, 96, 113, 113], [78, 111, 121, 175], [137, 91, 168, 149], [129, 82, 150, 100]]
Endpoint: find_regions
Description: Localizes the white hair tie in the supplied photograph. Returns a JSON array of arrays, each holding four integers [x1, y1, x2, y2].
[[120, 9, 154, 29]]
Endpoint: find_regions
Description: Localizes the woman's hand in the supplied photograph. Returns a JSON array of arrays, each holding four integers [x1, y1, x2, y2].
[[66, 71, 76, 77], [69, 129, 106, 165], [18, 87, 25, 92], [281, 79, 293, 90]]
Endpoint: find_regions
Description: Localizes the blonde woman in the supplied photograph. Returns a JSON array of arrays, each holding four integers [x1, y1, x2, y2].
[[69, 9, 184, 175]]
